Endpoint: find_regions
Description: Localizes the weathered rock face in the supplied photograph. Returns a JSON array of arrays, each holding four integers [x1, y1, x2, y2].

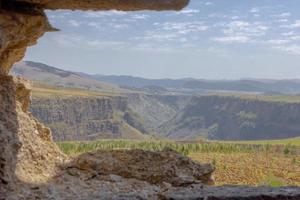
[[127, 93, 191, 130], [0, 8, 52, 75], [68, 148, 215, 187], [162, 185, 300, 200], [6, 0, 189, 11], [158, 96, 300, 140], [30, 95, 147, 140], [0, 75, 66, 196]]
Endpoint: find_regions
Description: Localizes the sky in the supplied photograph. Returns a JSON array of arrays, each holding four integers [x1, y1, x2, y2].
[[25, 0, 300, 80]]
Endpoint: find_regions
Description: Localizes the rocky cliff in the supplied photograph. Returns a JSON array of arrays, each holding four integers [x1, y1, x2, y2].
[[127, 93, 191, 131], [158, 95, 300, 140], [30, 91, 300, 141], [0, 76, 66, 197], [30, 94, 149, 140]]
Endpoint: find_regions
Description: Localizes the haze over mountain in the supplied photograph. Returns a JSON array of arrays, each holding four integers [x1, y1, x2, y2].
[[13, 61, 300, 95], [85, 74, 188, 88], [12, 61, 124, 93]]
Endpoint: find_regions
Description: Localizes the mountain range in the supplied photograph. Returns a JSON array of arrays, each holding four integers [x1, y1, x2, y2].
[[12, 61, 300, 95]]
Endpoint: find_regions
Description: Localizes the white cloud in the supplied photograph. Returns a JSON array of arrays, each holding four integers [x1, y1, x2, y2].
[[277, 19, 288, 23], [208, 13, 231, 19], [53, 34, 127, 50], [75, 20, 129, 31], [212, 36, 250, 43], [266, 39, 290, 45], [280, 20, 300, 29], [160, 22, 209, 34], [205, 2, 213, 6], [177, 9, 200, 15], [179, 38, 187, 43], [212, 20, 269, 44], [132, 14, 149, 20], [282, 31, 295, 36], [131, 43, 173, 52], [85, 40, 127, 49], [250, 7, 260, 13], [137, 21, 209, 43], [141, 32, 179, 41], [109, 23, 129, 30], [289, 36, 300, 41], [47, 11, 71, 19], [231, 16, 240, 20], [133, 21, 209, 44], [84, 10, 127, 18], [273, 45, 300, 55], [221, 20, 268, 38], [279, 12, 291, 18], [54, 34, 83, 47], [68, 20, 81, 27], [272, 12, 291, 18], [86, 22, 101, 29]]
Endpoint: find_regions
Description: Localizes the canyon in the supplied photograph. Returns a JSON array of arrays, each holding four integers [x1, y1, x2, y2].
[[158, 96, 300, 140], [1, 0, 300, 199], [18, 61, 300, 141], [30, 90, 300, 141], [31, 93, 149, 140]]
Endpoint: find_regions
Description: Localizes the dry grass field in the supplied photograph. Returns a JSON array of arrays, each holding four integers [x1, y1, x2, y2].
[[32, 83, 122, 98], [57, 139, 300, 187], [190, 152, 300, 186]]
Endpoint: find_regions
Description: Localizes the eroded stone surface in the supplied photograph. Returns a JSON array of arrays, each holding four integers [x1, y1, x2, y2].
[[162, 185, 300, 200], [0, 9, 52, 75], [9, 0, 189, 11], [67, 148, 215, 186], [0, 75, 65, 197]]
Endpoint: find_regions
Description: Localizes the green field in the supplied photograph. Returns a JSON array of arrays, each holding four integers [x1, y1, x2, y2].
[[32, 84, 122, 98], [57, 139, 300, 156], [221, 137, 300, 146]]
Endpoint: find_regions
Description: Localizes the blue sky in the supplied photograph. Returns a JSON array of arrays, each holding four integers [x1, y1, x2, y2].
[[25, 0, 300, 79]]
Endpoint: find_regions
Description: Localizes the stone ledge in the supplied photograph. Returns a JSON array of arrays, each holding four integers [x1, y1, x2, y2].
[[162, 185, 300, 200], [4, 0, 189, 11]]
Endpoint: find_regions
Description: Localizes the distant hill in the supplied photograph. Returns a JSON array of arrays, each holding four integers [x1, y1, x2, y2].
[[85, 74, 187, 88], [88, 74, 300, 95], [11, 61, 124, 93], [12, 61, 300, 95], [183, 80, 300, 94]]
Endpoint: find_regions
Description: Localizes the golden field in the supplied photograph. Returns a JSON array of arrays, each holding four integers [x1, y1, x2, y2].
[[57, 139, 300, 187], [190, 152, 300, 186]]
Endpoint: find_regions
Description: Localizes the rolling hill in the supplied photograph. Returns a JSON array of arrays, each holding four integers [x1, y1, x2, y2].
[[11, 61, 125, 93]]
